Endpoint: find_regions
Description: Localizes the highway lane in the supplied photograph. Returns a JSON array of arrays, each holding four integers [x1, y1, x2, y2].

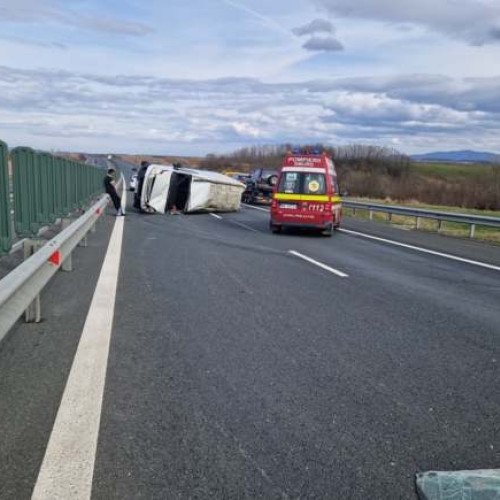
[[92, 206, 499, 498], [0, 201, 499, 499]]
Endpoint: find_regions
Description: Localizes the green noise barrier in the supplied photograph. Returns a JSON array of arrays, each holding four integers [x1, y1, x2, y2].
[[0, 143, 106, 254]]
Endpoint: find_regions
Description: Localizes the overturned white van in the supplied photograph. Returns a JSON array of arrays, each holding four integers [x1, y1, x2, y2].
[[139, 164, 246, 214]]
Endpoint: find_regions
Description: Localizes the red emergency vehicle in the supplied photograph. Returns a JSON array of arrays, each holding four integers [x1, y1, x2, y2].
[[270, 150, 342, 236]]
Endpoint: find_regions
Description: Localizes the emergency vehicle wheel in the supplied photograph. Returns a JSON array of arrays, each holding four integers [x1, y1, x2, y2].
[[270, 223, 282, 234], [322, 224, 333, 237]]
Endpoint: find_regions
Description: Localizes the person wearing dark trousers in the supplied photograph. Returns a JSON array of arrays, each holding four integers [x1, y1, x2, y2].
[[104, 168, 124, 216], [134, 161, 149, 210]]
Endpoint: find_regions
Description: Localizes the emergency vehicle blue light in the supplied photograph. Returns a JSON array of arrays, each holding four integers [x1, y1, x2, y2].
[[293, 147, 301, 154], [312, 148, 321, 155]]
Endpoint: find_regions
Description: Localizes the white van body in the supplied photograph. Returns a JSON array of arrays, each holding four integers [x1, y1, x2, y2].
[[140, 164, 245, 214]]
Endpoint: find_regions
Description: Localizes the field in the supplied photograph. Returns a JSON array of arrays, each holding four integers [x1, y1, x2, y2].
[[410, 161, 494, 180]]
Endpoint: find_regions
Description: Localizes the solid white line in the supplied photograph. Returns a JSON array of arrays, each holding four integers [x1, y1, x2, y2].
[[209, 213, 223, 220], [289, 250, 349, 278], [32, 216, 125, 500], [242, 203, 270, 213], [339, 228, 500, 273]]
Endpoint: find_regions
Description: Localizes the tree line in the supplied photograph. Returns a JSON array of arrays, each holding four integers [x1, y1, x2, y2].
[[200, 144, 499, 211]]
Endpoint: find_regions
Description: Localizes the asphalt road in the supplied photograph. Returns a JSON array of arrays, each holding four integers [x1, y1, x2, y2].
[[0, 196, 499, 499]]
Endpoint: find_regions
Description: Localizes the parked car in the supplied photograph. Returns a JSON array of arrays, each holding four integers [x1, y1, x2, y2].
[[242, 168, 278, 204], [231, 173, 251, 186]]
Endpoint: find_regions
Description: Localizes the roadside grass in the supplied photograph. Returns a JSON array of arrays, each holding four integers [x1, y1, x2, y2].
[[345, 197, 500, 244], [410, 162, 493, 180]]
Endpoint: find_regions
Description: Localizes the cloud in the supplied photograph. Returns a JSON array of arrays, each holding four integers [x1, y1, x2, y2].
[[0, 65, 499, 154], [293, 18, 334, 36], [292, 17, 343, 52], [0, 34, 68, 50], [302, 36, 344, 52], [0, 0, 153, 37], [314, 0, 500, 46]]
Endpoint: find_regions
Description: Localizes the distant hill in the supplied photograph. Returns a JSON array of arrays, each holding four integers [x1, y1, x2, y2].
[[411, 150, 500, 164]]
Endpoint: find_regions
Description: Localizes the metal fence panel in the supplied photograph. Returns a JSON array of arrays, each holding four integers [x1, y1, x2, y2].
[[0, 140, 12, 254], [11, 147, 40, 237], [2, 143, 108, 251], [39, 153, 57, 224]]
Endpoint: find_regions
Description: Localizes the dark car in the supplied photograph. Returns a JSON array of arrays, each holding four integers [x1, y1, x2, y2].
[[242, 168, 279, 204]]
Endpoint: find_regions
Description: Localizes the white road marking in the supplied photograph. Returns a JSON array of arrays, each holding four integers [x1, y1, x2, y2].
[[242, 203, 270, 213], [289, 250, 349, 278], [32, 216, 125, 500], [210, 213, 223, 220], [339, 228, 500, 273], [241, 203, 499, 273], [231, 220, 261, 233]]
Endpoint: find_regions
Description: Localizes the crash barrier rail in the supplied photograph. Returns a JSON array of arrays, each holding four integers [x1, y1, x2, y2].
[[0, 140, 105, 255], [342, 200, 500, 238], [0, 194, 110, 345]]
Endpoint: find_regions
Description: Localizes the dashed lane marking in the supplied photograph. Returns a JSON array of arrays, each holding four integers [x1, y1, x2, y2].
[[230, 220, 261, 233], [241, 205, 500, 273], [289, 250, 349, 279], [242, 203, 270, 213]]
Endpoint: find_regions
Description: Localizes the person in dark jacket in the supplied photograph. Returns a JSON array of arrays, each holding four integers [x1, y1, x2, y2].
[[134, 161, 149, 210], [104, 168, 123, 216]]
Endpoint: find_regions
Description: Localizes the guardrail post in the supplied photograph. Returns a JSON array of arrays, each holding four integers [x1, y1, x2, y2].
[[369, 209, 374, 221], [79, 234, 88, 247], [61, 218, 73, 272], [387, 212, 392, 222], [469, 224, 476, 239], [416, 217, 422, 230], [23, 239, 43, 323], [437, 220, 443, 232]]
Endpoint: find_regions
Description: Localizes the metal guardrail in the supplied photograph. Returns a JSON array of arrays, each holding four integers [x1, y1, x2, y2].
[[342, 200, 500, 238], [0, 195, 109, 344]]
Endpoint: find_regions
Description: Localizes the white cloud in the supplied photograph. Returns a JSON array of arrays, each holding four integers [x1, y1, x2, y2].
[[0, 1, 499, 154], [0, 0, 153, 36], [0, 66, 499, 154], [314, 0, 500, 45]]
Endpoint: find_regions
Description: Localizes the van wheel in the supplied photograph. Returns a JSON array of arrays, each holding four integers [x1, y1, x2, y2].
[[271, 223, 282, 234]]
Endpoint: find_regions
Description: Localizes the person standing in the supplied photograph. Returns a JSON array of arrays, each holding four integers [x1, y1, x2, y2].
[[104, 168, 124, 216], [134, 160, 149, 210]]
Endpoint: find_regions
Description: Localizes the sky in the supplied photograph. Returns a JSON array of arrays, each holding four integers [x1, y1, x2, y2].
[[0, 0, 500, 155]]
